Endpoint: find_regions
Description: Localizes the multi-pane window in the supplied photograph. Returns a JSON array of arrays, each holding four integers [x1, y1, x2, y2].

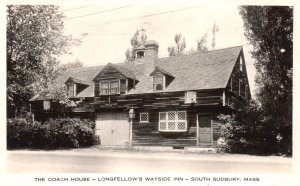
[[100, 80, 120, 95], [159, 111, 187, 132], [140, 112, 149, 123], [100, 81, 109, 94], [153, 76, 163, 90], [110, 81, 119, 94]]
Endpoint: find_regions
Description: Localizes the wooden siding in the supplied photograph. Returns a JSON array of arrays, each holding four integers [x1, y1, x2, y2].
[[132, 110, 197, 147], [131, 110, 222, 147], [31, 98, 95, 121], [94, 89, 223, 110], [225, 52, 251, 109]]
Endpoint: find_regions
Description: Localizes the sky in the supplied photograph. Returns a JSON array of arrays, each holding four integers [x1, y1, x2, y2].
[[59, 3, 257, 96]]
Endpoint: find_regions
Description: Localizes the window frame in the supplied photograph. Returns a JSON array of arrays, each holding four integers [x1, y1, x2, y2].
[[139, 112, 149, 123], [67, 84, 76, 97], [110, 80, 120, 94], [99, 80, 120, 95], [158, 111, 187, 132], [153, 76, 164, 91], [100, 81, 110, 95]]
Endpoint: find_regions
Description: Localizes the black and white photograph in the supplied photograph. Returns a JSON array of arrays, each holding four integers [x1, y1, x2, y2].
[[1, 0, 298, 185]]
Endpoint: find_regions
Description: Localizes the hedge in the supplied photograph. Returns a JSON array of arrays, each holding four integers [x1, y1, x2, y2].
[[216, 114, 292, 156], [7, 117, 99, 149]]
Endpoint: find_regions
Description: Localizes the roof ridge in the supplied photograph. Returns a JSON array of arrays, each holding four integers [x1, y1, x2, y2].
[[158, 45, 242, 60]]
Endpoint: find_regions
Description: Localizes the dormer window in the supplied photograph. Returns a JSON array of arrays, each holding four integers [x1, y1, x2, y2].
[[100, 80, 120, 95], [136, 51, 144, 59], [153, 76, 164, 90], [100, 81, 109, 94], [110, 80, 119, 94], [67, 84, 76, 96], [65, 77, 89, 97]]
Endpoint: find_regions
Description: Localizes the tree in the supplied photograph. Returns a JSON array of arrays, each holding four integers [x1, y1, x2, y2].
[[57, 59, 84, 75], [125, 28, 147, 62], [170, 23, 219, 56], [168, 33, 186, 56], [196, 30, 209, 53], [239, 6, 293, 154], [7, 5, 81, 117], [197, 23, 219, 53]]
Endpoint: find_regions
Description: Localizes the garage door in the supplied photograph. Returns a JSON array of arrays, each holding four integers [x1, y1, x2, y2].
[[95, 111, 130, 146]]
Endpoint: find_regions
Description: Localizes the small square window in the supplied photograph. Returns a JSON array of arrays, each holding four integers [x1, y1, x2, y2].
[[153, 76, 163, 90], [140, 112, 149, 123]]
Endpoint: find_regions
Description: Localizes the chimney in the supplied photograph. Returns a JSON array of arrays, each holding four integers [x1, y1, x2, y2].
[[144, 40, 159, 75]]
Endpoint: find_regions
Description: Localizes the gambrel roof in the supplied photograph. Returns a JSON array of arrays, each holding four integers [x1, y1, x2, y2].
[[30, 46, 242, 100]]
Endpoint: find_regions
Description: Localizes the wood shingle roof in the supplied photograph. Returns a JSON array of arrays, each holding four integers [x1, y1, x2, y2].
[[31, 46, 242, 100]]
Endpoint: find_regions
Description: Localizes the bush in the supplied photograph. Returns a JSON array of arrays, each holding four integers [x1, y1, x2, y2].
[[43, 118, 99, 149], [7, 117, 99, 149], [7, 118, 44, 149], [217, 113, 292, 156]]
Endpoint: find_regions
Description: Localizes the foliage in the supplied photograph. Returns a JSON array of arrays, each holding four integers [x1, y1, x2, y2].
[[7, 5, 82, 117], [57, 59, 84, 76], [168, 33, 186, 56], [238, 6, 293, 155], [43, 118, 98, 148], [7, 117, 99, 149], [169, 23, 219, 56], [7, 118, 45, 148], [125, 28, 147, 62], [217, 100, 292, 156], [196, 31, 209, 53], [239, 6, 293, 128]]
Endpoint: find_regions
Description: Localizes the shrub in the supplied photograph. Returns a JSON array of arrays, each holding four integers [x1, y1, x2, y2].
[[43, 118, 99, 149], [7, 118, 44, 149], [7, 117, 99, 149], [217, 113, 291, 156]]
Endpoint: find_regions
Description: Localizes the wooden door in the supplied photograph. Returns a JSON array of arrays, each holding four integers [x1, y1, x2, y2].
[[111, 112, 130, 146], [198, 114, 212, 145], [95, 112, 129, 146]]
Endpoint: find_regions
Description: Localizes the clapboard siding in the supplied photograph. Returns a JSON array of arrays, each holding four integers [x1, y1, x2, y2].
[[131, 110, 222, 147], [225, 52, 250, 109], [212, 119, 222, 147], [94, 89, 223, 110]]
